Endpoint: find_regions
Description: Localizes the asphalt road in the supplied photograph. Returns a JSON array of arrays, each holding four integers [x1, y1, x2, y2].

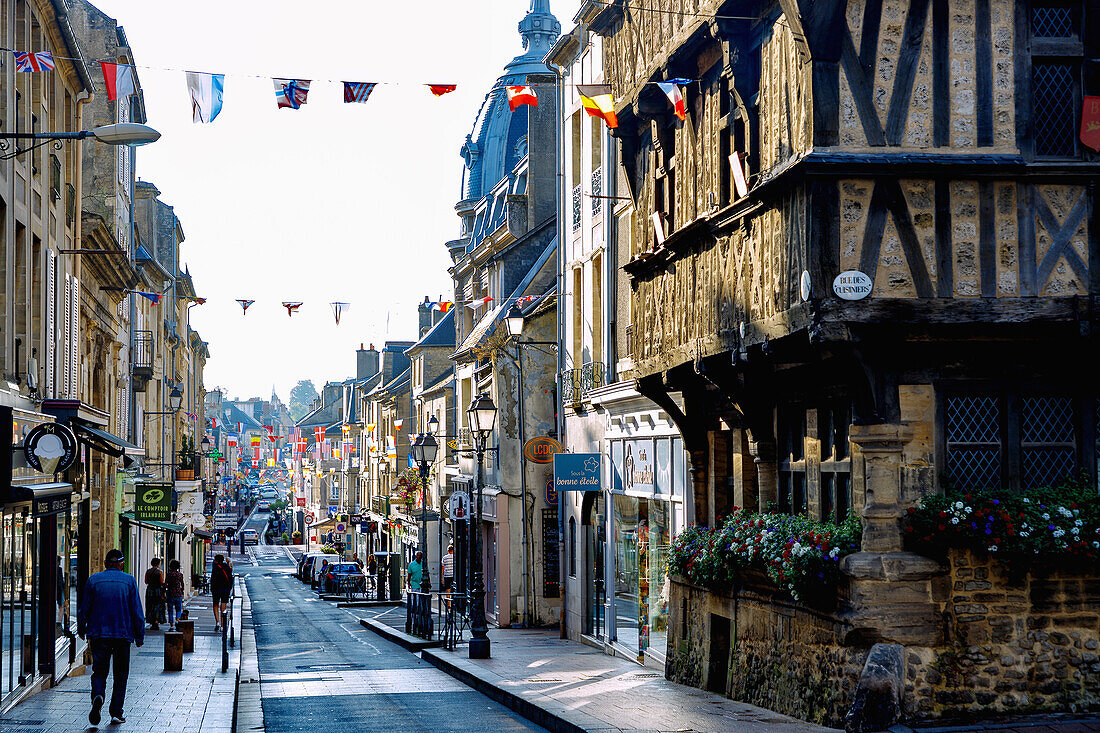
[[243, 518, 547, 732]]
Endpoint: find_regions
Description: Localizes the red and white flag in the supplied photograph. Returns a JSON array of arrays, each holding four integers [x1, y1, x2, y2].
[[656, 82, 686, 121], [428, 84, 457, 96], [506, 85, 538, 110], [100, 62, 136, 102]]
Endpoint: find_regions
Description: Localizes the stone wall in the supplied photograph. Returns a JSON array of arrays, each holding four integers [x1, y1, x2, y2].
[[670, 550, 1100, 727], [905, 550, 1100, 719]]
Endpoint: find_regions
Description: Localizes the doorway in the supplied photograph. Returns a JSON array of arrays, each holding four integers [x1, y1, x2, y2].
[[582, 492, 605, 638]]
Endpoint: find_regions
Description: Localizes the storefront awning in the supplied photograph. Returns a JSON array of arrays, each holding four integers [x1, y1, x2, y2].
[[120, 512, 187, 534], [71, 420, 143, 458], [193, 528, 215, 540], [308, 518, 335, 533], [7, 482, 73, 516]]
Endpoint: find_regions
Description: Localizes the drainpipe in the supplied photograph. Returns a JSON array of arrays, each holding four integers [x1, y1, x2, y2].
[[553, 62, 567, 640]]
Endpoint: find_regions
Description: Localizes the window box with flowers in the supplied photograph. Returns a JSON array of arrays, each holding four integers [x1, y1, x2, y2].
[[667, 508, 862, 605]]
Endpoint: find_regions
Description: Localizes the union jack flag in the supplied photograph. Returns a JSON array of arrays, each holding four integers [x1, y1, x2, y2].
[[343, 82, 375, 104], [13, 51, 54, 72]]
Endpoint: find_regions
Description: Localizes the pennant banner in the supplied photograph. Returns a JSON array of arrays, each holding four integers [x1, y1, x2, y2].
[[282, 301, 303, 317], [186, 71, 225, 123], [506, 85, 537, 110], [14, 51, 54, 72], [429, 84, 457, 96], [331, 302, 349, 325], [100, 62, 136, 102], [578, 84, 618, 129], [343, 82, 375, 103], [274, 78, 310, 109], [236, 299, 254, 314]]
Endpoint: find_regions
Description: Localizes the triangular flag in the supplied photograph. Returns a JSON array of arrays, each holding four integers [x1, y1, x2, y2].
[[656, 81, 686, 121], [506, 85, 538, 110], [578, 85, 618, 129], [428, 84, 457, 96], [236, 299, 254, 314], [282, 302, 303, 316], [192, 297, 207, 305], [133, 290, 161, 304], [100, 62, 136, 102], [185, 71, 225, 124], [343, 82, 376, 103], [13, 51, 54, 72], [331, 302, 350, 325], [273, 78, 310, 110], [433, 301, 454, 313], [466, 296, 492, 309]]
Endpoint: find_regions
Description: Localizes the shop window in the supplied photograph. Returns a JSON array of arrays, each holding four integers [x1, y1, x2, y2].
[[777, 405, 806, 514], [820, 401, 852, 523], [944, 392, 1083, 491], [568, 517, 576, 577]]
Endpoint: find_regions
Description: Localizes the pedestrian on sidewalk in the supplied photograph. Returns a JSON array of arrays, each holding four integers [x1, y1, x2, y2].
[[165, 559, 185, 631], [407, 551, 426, 591], [441, 545, 455, 592], [211, 554, 233, 631], [144, 558, 164, 631], [352, 553, 363, 569], [78, 549, 144, 727]]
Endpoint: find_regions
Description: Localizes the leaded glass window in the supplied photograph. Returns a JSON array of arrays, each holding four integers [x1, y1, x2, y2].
[[945, 395, 1002, 490]]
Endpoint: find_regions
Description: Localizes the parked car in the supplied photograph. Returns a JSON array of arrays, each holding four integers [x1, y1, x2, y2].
[[241, 529, 259, 545], [298, 552, 326, 582], [257, 499, 270, 511], [310, 555, 339, 587], [320, 562, 364, 594]]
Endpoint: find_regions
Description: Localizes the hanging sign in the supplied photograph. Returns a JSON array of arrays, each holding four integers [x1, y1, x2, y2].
[[544, 475, 558, 506], [523, 436, 563, 464], [23, 423, 79, 474], [135, 482, 172, 522], [447, 490, 470, 520], [553, 453, 601, 492], [832, 270, 873, 301], [296, 497, 306, 506]]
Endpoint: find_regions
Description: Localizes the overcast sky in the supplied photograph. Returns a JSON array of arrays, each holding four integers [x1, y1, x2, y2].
[[88, 0, 577, 402]]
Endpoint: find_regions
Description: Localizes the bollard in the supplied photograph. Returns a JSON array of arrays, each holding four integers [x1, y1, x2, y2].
[[176, 619, 195, 653], [164, 632, 184, 671], [180, 609, 189, 620]]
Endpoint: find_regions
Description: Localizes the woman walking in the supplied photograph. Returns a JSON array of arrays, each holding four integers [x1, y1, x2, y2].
[[165, 559, 185, 631], [143, 558, 164, 631]]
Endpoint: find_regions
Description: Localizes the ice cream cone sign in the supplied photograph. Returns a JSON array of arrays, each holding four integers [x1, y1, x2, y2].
[[23, 423, 78, 474]]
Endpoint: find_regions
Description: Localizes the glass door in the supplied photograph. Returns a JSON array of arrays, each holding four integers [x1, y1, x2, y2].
[[584, 494, 605, 638]]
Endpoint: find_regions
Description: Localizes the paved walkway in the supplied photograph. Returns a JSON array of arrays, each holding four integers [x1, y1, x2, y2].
[[0, 591, 241, 733]]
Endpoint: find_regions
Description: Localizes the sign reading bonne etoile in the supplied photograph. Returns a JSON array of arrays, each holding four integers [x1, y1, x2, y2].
[[553, 453, 601, 492]]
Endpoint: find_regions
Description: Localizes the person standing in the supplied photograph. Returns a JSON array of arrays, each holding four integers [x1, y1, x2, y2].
[[210, 554, 233, 631], [441, 545, 455, 592], [78, 549, 144, 726], [406, 551, 425, 591], [352, 553, 363, 569], [165, 559, 185, 631], [144, 559, 164, 631]]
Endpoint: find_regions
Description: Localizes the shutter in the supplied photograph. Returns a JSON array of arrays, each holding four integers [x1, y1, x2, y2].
[[46, 251, 56, 398], [69, 276, 79, 398], [63, 274, 72, 398]]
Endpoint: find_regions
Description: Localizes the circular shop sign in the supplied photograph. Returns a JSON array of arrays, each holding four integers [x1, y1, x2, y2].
[[523, 436, 563, 464], [23, 423, 79, 474], [305, 513, 316, 525], [832, 270, 873, 301]]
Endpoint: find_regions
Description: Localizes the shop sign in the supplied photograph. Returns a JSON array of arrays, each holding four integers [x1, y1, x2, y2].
[[359, 521, 370, 534], [213, 513, 237, 528], [135, 482, 172, 522], [33, 492, 71, 517], [623, 439, 654, 491], [523, 436, 562, 464], [832, 270, 873, 300], [23, 423, 79, 474], [447, 490, 470, 520], [544, 475, 557, 506], [350, 514, 362, 524], [296, 497, 306, 506], [553, 453, 601, 492]]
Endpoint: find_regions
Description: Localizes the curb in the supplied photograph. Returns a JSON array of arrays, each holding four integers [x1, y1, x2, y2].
[[336, 600, 401, 609], [420, 647, 612, 733], [357, 617, 441, 651], [234, 579, 263, 733]]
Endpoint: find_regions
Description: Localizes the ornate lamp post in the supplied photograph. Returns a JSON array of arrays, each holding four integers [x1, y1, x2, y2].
[[410, 430, 438, 593], [466, 392, 497, 659]]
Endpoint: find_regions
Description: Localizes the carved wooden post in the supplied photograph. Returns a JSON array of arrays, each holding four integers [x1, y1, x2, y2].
[[749, 439, 776, 512]]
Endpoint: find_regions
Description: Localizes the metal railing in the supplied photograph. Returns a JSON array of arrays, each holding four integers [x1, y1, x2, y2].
[[220, 590, 236, 673], [581, 361, 607, 397], [571, 184, 582, 231], [591, 168, 602, 215], [560, 369, 582, 406], [402, 590, 466, 649], [405, 591, 434, 640], [132, 330, 154, 370]]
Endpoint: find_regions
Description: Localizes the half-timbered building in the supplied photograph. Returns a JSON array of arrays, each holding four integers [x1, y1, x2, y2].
[[590, 0, 1099, 725]]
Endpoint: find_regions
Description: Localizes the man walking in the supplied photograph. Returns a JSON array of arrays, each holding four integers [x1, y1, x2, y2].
[[78, 549, 144, 726], [165, 559, 185, 632], [211, 554, 233, 631], [407, 551, 426, 591], [441, 544, 455, 592]]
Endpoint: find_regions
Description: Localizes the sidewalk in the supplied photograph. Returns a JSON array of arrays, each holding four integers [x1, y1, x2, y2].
[[360, 606, 834, 732], [0, 590, 241, 733]]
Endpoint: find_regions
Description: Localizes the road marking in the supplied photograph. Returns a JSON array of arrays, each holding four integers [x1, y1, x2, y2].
[[260, 668, 469, 697]]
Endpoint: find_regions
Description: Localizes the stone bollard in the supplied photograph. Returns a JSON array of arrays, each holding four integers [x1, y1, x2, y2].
[[181, 609, 189, 620], [164, 632, 184, 671], [176, 619, 195, 653]]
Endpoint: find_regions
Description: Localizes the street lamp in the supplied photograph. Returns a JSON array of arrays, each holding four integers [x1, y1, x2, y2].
[[201, 435, 212, 454], [410, 431, 438, 593], [466, 392, 497, 659], [0, 122, 161, 160], [505, 304, 526, 337]]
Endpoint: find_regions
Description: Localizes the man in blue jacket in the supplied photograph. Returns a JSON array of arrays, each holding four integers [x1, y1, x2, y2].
[[78, 549, 145, 726]]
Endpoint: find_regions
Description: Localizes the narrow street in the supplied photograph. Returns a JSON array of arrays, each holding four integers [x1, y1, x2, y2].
[[243, 529, 547, 732]]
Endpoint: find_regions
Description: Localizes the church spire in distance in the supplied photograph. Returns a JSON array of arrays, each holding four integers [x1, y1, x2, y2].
[[509, 0, 560, 72]]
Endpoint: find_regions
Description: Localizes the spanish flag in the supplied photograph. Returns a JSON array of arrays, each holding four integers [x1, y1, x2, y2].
[[578, 85, 617, 129]]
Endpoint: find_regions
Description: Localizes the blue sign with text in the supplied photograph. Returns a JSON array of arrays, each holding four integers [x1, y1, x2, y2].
[[553, 453, 601, 492]]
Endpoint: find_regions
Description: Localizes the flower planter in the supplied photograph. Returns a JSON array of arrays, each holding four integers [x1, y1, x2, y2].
[[176, 469, 195, 480]]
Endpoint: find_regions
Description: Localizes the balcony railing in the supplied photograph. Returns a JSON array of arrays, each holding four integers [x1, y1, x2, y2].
[[65, 183, 76, 225], [560, 369, 581, 407], [572, 184, 582, 231], [371, 495, 386, 515], [591, 168, 602, 216], [132, 330, 154, 392], [580, 362, 606, 397]]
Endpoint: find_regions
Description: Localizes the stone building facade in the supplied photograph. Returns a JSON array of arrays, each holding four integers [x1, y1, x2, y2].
[[588, 0, 1100, 725]]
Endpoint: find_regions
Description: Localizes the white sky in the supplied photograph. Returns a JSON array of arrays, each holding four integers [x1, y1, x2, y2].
[[88, 0, 578, 402]]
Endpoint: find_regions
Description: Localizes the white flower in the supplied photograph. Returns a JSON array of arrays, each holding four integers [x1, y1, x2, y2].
[[1023, 498, 1030, 504], [1020, 531, 1029, 538], [1053, 529, 1066, 538], [987, 545, 998, 552], [1042, 513, 1051, 520], [1076, 520, 1083, 527], [950, 518, 959, 525], [954, 502, 964, 510], [965, 507, 973, 514], [1093, 541, 1100, 549], [1071, 527, 1079, 535]]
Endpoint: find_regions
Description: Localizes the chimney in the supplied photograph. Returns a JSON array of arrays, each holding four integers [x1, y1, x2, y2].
[[357, 342, 379, 381], [419, 296, 433, 337]]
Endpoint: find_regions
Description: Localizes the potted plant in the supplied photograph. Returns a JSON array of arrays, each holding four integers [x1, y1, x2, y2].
[[279, 532, 290, 545], [292, 531, 302, 545], [177, 436, 196, 480]]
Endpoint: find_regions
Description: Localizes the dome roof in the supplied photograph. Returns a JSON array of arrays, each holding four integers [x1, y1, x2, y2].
[[459, 0, 560, 204]]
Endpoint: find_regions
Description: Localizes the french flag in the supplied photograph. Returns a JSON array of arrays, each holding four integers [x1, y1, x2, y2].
[[656, 82, 686, 121], [506, 85, 538, 110], [99, 62, 136, 102]]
